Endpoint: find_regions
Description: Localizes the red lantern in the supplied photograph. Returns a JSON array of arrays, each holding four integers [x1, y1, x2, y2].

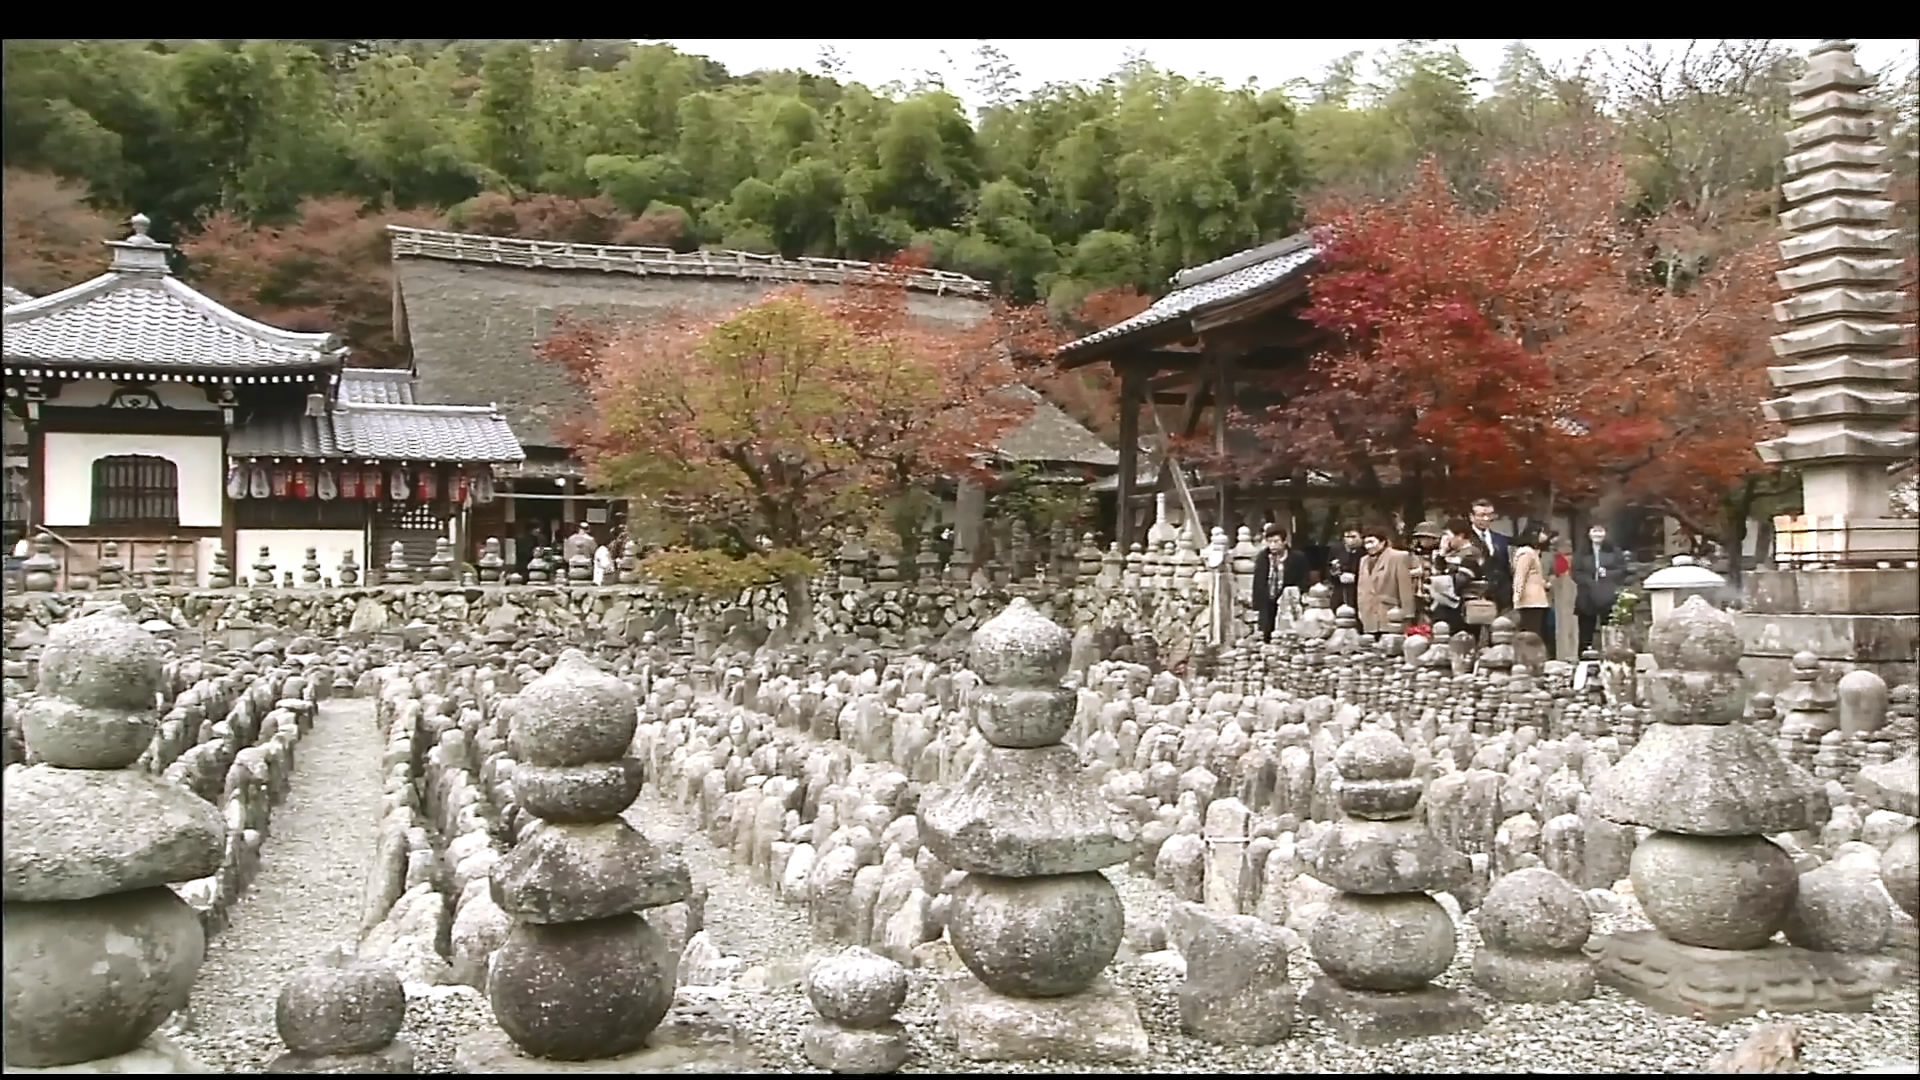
[[452, 471, 470, 505], [362, 468, 382, 499], [416, 467, 437, 502], [339, 469, 359, 499], [271, 468, 290, 498], [292, 467, 311, 499]]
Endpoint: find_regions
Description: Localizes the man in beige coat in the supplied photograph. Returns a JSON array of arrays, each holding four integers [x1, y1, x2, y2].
[[1357, 524, 1419, 636]]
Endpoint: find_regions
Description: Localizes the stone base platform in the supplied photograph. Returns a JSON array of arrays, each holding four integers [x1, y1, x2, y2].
[[940, 975, 1149, 1063], [267, 1042, 413, 1073], [452, 991, 759, 1074], [2, 1035, 212, 1074], [1593, 930, 1896, 1022], [452, 1029, 757, 1074], [1299, 976, 1485, 1046]]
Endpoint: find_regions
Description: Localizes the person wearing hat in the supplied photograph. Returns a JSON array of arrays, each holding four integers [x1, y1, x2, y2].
[[1409, 520, 1443, 622]]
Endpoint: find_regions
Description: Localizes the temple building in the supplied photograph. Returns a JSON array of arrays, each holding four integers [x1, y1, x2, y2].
[[2, 214, 523, 589]]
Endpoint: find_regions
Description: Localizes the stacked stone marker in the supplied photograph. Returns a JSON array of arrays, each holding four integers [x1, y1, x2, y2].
[[1590, 596, 1891, 1019], [1857, 747, 1919, 926], [457, 649, 692, 1068], [1301, 725, 1483, 1044], [270, 949, 412, 1072], [921, 598, 1148, 1063], [2, 612, 226, 1070], [803, 946, 911, 1073]]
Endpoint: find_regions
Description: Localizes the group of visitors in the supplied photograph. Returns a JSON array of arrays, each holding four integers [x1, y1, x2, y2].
[[1250, 499, 1631, 658]]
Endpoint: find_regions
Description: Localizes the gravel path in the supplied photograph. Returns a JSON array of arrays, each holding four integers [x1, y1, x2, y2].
[[173, 697, 386, 1072]]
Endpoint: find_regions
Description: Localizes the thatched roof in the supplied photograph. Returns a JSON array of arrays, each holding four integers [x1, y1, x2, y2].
[[992, 385, 1118, 468], [390, 226, 995, 451]]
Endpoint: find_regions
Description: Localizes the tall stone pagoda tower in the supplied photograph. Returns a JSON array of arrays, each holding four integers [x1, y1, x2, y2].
[[1742, 39, 1919, 693]]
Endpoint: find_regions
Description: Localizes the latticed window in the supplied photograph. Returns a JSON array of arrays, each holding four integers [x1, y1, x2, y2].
[[91, 455, 179, 526], [2, 467, 24, 527]]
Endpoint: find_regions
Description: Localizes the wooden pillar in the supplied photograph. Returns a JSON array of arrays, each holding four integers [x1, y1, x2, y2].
[[1116, 367, 1144, 550], [25, 420, 43, 534], [1213, 350, 1232, 530]]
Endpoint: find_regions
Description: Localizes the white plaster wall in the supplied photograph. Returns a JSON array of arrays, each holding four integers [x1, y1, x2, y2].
[[236, 529, 365, 586], [42, 432, 223, 528]]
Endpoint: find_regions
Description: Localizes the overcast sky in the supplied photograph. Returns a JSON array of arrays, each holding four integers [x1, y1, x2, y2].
[[659, 38, 1917, 117]]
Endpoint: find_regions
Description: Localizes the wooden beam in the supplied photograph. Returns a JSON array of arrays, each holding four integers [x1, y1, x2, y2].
[[1148, 369, 1203, 392], [1179, 378, 1211, 439], [1116, 369, 1144, 550]]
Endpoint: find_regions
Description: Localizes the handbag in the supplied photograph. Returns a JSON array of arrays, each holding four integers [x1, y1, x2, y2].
[[1464, 597, 1499, 625]]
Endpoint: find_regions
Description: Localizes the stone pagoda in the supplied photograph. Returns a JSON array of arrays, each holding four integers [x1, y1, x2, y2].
[[1590, 596, 1893, 1020], [3, 611, 225, 1070], [921, 598, 1148, 1063], [1741, 38, 1919, 693], [453, 649, 702, 1071]]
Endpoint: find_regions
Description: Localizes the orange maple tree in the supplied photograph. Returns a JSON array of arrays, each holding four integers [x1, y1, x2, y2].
[[538, 258, 1040, 555]]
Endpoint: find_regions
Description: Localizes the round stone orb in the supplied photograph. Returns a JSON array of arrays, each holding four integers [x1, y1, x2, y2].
[[805, 946, 909, 1029], [946, 872, 1123, 997], [511, 758, 645, 823], [276, 955, 406, 1055], [1646, 596, 1742, 674], [1881, 827, 1918, 922], [1310, 891, 1456, 991], [489, 914, 673, 1061], [2, 886, 204, 1068], [968, 599, 1072, 688], [36, 612, 165, 712], [1630, 831, 1797, 949], [506, 651, 639, 768], [1782, 862, 1891, 954], [1478, 867, 1591, 953], [973, 685, 1074, 748], [20, 696, 157, 770], [1334, 726, 1414, 783]]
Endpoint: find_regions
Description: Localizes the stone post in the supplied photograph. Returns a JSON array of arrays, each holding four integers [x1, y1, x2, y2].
[[456, 650, 692, 1069], [922, 599, 1148, 1063], [206, 546, 232, 589], [253, 546, 277, 587], [270, 950, 412, 1071], [427, 537, 456, 582], [803, 946, 910, 1073], [383, 541, 413, 586], [1589, 596, 1891, 1019], [3, 612, 225, 1070], [300, 547, 323, 586], [478, 538, 504, 583]]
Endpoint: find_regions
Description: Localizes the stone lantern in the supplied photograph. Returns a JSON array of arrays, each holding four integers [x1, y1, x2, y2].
[[1641, 554, 1726, 623]]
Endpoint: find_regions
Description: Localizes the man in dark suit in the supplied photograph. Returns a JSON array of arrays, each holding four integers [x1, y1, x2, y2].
[[1252, 524, 1311, 641], [1470, 498, 1512, 612]]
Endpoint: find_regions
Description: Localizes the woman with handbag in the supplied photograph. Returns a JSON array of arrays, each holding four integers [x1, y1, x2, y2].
[[1428, 519, 1485, 636]]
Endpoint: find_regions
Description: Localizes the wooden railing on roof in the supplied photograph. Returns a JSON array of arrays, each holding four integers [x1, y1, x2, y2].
[[387, 226, 993, 299]]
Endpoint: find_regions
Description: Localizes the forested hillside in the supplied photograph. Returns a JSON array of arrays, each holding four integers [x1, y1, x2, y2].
[[8, 39, 1910, 359]]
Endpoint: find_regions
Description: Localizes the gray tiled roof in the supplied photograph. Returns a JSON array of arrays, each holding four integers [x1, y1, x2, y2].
[[229, 403, 524, 463], [3, 273, 342, 373], [339, 367, 416, 405], [992, 384, 1118, 467], [1055, 232, 1322, 361], [3, 285, 32, 307]]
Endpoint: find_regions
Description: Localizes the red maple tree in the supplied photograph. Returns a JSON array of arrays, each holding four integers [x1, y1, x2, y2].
[[184, 197, 441, 365], [1245, 139, 1782, 538], [2, 169, 126, 296]]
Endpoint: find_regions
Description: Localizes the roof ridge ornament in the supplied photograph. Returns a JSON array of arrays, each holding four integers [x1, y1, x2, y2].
[[106, 212, 173, 276]]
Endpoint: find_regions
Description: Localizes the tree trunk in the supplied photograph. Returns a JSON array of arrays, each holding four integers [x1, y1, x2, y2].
[[781, 571, 815, 641]]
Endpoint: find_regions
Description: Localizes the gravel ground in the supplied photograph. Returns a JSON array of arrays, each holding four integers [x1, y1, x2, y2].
[[172, 697, 386, 1072], [168, 715, 1920, 1073]]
